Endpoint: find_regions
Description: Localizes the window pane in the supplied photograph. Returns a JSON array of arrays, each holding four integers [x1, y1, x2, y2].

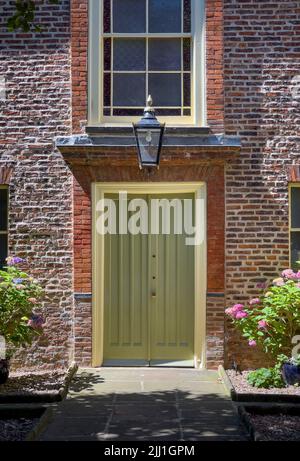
[[183, 73, 191, 106], [291, 232, 300, 268], [291, 187, 300, 228], [0, 234, 7, 269], [113, 0, 146, 33], [0, 189, 8, 231], [113, 74, 146, 106], [103, 73, 111, 106], [103, 0, 111, 33], [156, 109, 181, 116], [183, 38, 191, 71], [104, 38, 111, 71], [183, 0, 191, 33], [148, 74, 181, 106], [114, 39, 146, 71], [113, 108, 143, 116], [149, 0, 182, 33], [148, 39, 181, 71]]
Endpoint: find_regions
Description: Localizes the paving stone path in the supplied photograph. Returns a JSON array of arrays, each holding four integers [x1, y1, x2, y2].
[[39, 368, 248, 441]]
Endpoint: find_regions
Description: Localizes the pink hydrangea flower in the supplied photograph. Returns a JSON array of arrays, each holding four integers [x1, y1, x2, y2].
[[236, 311, 248, 320], [282, 269, 297, 280], [27, 315, 44, 330], [249, 298, 260, 306], [296, 271, 300, 280], [28, 298, 37, 304], [249, 340, 257, 347], [256, 282, 267, 290], [273, 277, 285, 286], [225, 304, 245, 319], [258, 320, 268, 329]]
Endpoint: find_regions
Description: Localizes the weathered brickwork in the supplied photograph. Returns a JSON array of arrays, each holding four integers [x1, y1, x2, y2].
[[224, 0, 300, 368], [0, 1, 73, 369], [2, 0, 299, 371]]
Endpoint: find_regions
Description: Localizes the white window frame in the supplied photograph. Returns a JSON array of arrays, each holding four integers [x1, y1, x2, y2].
[[88, 0, 206, 127], [289, 183, 300, 267]]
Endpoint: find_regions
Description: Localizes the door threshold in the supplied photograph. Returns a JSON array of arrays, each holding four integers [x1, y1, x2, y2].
[[102, 359, 195, 368]]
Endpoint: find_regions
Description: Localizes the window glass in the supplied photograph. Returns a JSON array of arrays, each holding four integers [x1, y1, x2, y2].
[[102, 0, 192, 119], [291, 232, 300, 269], [112, 0, 146, 33], [291, 187, 300, 229], [0, 189, 7, 232], [149, 0, 182, 33]]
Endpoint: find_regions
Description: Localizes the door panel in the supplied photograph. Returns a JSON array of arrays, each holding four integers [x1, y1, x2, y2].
[[150, 194, 195, 362], [104, 195, 149, 363], [103, 193, 195, 366]]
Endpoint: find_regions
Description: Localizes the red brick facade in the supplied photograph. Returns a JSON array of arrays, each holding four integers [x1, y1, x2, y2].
[[1, 0, 299, 370]]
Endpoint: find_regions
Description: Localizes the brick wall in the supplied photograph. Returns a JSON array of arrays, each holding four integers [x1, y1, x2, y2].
[[0, 1, 73, 369], [224, 0, 300, 368]]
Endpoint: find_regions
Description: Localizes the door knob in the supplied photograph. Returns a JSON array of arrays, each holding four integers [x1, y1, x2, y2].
[[151, 292, 156, 298]]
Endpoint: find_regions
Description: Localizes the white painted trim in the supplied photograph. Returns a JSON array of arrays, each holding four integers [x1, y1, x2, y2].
[[88, 0, 206, 126], [92, 182, 207, 368]]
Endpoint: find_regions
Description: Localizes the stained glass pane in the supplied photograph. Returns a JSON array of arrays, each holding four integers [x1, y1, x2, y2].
[[103, 0, 111, 33], [104, 38, 111, 71], [0, 189, 8, 231], [183, 38, 191, 71], [113, 74, 146, 106], [183, 73, 191, 107], [183, 0, 191, 33], [113, 0, 146, 33], [0, 234, 7, 269], [103, 73, 111, 107], [291, 187, 300, 228], [113, 108, 144, 116], [114, 39, 146, 71], [183, 108, 191, 116], [149, 0, 182, 33], [103, 108, 111, 116], [148, 74, 181, 106], [149, 39, 181, 71], [156, 109, 181, 116], [291, 232, 300, 268]]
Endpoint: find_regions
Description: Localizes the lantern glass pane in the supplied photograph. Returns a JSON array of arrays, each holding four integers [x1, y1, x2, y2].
[[137, 129, 161, 165]]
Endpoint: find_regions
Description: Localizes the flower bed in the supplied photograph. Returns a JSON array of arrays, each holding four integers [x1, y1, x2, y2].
[[0, 370, 65, 396], [227, 370, 300, 396], [0, 417, 39, 441], [0, 364, 77, 403], [248, 413, 300, 441]]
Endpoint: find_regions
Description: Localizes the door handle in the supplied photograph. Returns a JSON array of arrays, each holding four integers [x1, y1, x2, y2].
[[151, 292, 156, 298]]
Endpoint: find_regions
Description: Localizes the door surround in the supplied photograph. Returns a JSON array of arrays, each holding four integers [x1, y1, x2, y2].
[[92, 182, 207, 368]]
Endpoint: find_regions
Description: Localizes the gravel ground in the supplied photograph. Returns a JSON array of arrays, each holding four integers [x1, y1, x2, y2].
[[0, 418, 39, 441], [0, 371, 65, 395], [227, 370, 300, 395], [248, 414, 300, 441]]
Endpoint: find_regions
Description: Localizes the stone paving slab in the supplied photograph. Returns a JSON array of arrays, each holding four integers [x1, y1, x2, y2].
[[39, 368, 248, 441]]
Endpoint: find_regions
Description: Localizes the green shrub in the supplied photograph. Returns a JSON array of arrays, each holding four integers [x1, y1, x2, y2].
[[0, 256, 44, 358], [226, 269, 300, 359]]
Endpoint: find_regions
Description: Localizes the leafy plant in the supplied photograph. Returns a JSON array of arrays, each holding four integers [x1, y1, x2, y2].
[[7, 0, 60, 33], [247, 365, 285, 389], [226, 269, 300, 358], [0, 256, 44, 358]]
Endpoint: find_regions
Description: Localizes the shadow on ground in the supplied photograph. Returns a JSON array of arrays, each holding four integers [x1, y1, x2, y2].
[[39, 369, 248, 441]]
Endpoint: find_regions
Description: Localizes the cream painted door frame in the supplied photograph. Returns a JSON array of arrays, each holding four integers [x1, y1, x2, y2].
[[92, 182, 207, 368]]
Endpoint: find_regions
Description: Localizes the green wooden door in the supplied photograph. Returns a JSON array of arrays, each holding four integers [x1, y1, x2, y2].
[[103, 193, 195, 367]]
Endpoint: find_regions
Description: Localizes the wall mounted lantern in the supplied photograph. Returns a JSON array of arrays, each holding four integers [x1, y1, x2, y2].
[[133, 95, 165, 169]]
